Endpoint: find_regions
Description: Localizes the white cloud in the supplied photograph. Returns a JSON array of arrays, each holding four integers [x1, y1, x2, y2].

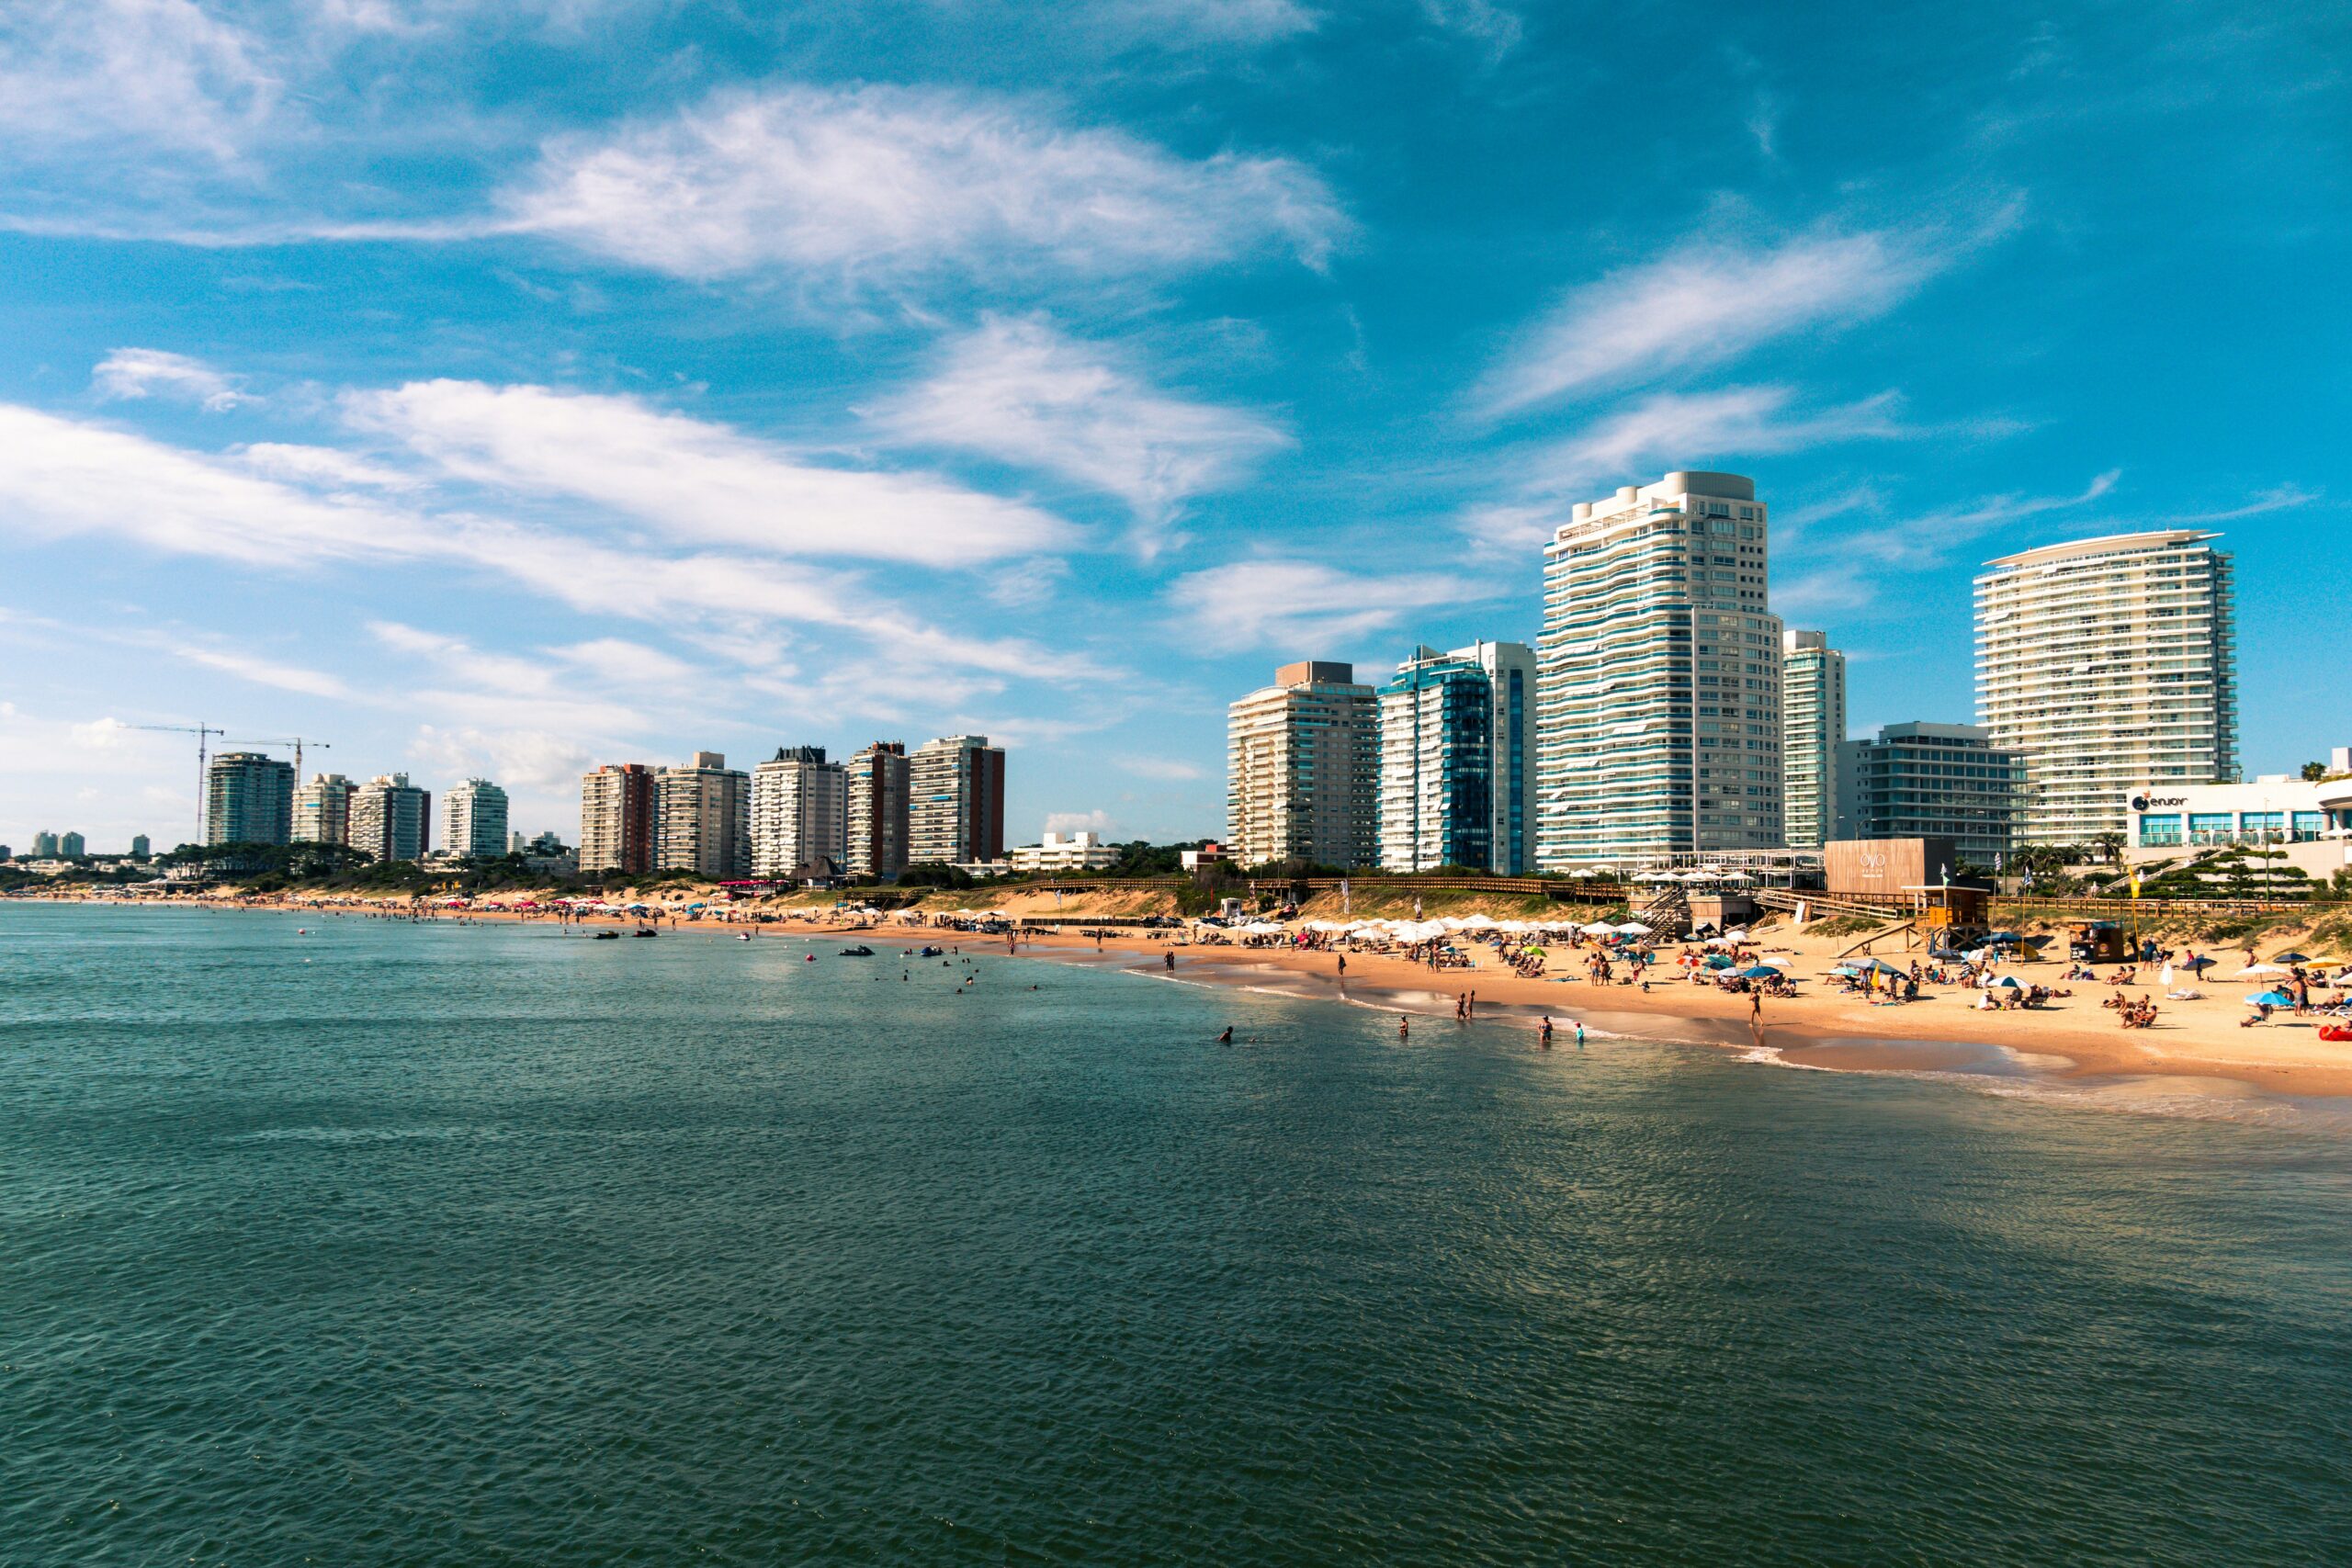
[[345, 378, 1075, 566], [481, 84, 1346, 282], [1044, 807, 1118, 836], [0, 0, 280, 167], [1114, 753, 1204, 781], [409, 724, 600, 795], [1104, 0, 1317, 43], [93, 347, 251, 411], [0, 401, 1107, 688], [1462, 387, 1908, 547], [1477, 229, 1944, 416], [2171, 483, 2320, 524], [866, 315, 1289, 542], [1167, 558, 1498, 649], [232, 442, 419, 489], [1421, 0, 1521, 62], [164, 639, 353, 698]]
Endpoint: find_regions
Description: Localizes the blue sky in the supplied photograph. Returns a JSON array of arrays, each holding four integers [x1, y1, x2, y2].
[[1, 0, 2345, 853]]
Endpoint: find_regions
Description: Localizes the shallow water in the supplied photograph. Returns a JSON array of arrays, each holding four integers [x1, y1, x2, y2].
[[5, 904, 2351, 1563]]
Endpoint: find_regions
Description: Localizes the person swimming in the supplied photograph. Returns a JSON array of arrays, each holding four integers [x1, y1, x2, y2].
[[1217, 1026, 1233, 1044]]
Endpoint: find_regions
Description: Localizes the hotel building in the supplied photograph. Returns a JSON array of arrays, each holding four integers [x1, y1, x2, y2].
[[1781, 629, 1846, 851], [579, 762, 657, 875], [657, 752, 751, 879], [752, 746, 849, 879], [1008, 830, 1122, 874], [204, 750, 296, 846], [1833, 722, 2022, 868], [2122, 750, 2352, 880], [1376, 640, 1536, 874], [350, 773, 431, 863], [846, 741, 911, 879], [291, 773, 355, 846], [1975, 530, 2237, 844], [1535, 472, 1782, 870], [1227, 661, 1379, 869], [443, 777, 510, 860], [909, 735, 1005, 867]]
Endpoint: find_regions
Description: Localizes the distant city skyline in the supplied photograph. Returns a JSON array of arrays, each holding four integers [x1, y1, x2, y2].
[[0, 3, 2342, 847]]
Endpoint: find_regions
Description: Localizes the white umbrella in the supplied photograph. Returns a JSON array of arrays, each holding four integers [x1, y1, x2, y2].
[[2234, 961, 2289, 977], [1616, 921, 1652, 935], [1580, 921, 1616, 934]]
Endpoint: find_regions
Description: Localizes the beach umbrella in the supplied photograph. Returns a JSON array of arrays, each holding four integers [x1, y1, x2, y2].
[[1990, 976, 2024, 989], [1736, 964, 1782, 979], [1704, 953, 1735, 968], [1856, 958, 1907, 976], [2245, 990, 2296, 1008], [2234, 962, 2290, 978], [1580, 921, 1616, 934], [1721, 927, 1749, 940], [2270, 951, 2314, 965], [1616, 921, 1653, 935]]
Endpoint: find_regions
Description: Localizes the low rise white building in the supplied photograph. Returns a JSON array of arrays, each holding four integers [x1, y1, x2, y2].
[[1008, 830, 1120, 874], [2124, 755, 2352, 879]]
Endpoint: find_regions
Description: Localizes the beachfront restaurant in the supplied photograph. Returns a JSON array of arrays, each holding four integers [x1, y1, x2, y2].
[[2123, 773, 2352, 878]]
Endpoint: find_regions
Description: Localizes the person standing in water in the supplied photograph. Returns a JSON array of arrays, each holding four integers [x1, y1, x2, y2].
[[1539, 1016, 1554, 1048], [1398, 1015, 1409, 1040], [1217, 1026, 1233, 1044], [1575, 1021, 1586, 1049]]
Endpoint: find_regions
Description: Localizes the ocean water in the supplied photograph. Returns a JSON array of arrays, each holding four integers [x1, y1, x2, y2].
[[5, 905, 2350, 1564]]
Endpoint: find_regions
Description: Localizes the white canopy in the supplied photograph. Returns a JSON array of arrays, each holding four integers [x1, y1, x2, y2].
[[1580, 920, 1617, 934], [1615, 921, 1652, 935]]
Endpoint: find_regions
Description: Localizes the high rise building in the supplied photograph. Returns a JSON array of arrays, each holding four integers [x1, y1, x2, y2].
[[752, 746, 849, 878], [1781, 629, 1847, 851], [130, 834, 151, 859], [508, 829, 526, 854], [1835, 722, 2023, 868], [579, 762, 657, 875], [349, 773, 431, 863], [1975, 530, 2237, 844], [1535, 472, 1782, 869], [845, 741, 910, 879], [1377, 640, 1536, 874], [291, 773, 356, 845], [909, 735, 1006, 866], [205, 751, 296, 846], [1227, 661, 1379, 869], [59, 830, 85, 858], [444, 778, 510, 860], [30, 831, 57, 858], [657, 751, 751, 879]]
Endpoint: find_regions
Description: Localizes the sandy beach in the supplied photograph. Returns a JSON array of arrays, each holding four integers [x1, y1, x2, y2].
[[51, 888, 2352, 1101]]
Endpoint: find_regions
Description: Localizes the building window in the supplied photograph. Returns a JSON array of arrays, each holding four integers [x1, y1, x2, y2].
[[2138, 814, 2182, 847]]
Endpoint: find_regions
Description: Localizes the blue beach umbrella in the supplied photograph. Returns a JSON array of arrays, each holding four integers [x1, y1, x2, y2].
[[1704, 953, 1735, 968], [2245, 990, 2296, 1008], [1736, 965, 1782, 979]]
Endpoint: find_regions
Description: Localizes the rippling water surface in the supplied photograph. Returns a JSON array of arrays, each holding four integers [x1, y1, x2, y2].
[[6, 904, 2350, 1563]]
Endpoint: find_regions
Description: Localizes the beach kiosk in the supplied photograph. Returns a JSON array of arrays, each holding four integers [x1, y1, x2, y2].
[[2063, 919, 2129, 963]]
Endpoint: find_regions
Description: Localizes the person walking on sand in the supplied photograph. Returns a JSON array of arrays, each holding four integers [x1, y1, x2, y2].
[[1750, 991, 1763, 1023], [1337, 953, 1347, 977]]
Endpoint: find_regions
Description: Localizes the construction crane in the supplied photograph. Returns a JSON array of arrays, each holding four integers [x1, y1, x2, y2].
[[227, 736, 332, 779], [129, 722, 225, 842]]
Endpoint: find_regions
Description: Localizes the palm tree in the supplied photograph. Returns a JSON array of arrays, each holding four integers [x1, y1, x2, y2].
[[2091, 830, 2125, 868]]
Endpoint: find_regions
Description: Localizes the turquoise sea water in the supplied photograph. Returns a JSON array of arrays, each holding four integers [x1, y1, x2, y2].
[[5, 904, 2350, 1564]]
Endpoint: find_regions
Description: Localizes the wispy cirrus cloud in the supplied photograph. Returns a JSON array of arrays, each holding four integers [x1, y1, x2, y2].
[[93, 347, 253, 411], [1476, 228, 1949, 417], [865, 314, 1290, 546], [344, 378, 1075, 565], [0, 0, 281, 169], [1167, 558, 1497, 649], [1774, 469, 2123, 615], [0, 400, 1104, 685], [1461, 386, 1912, 547], [476, 84, 1348, 284]]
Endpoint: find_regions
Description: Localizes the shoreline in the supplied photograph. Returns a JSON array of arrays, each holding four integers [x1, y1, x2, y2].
[[28, 892, 2352, 1103]]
